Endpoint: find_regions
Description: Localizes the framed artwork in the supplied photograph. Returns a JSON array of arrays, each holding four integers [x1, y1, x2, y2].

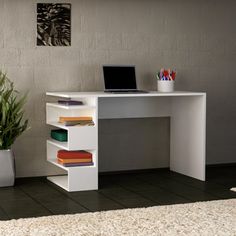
[[37, 3, 71, 46]]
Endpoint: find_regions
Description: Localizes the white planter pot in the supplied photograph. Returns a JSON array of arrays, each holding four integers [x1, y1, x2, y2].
[[0, 150, 15, 187], [157, 80, 175, 92]]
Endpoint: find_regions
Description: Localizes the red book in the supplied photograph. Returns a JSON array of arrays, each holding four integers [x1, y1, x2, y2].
[[57, 150, 92, 159]]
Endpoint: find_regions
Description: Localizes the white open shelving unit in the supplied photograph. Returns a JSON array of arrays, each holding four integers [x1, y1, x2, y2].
[[46, 97, 98, 192]]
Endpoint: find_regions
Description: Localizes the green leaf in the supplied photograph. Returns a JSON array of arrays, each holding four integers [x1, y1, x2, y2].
[[0, 70, 29, 149]]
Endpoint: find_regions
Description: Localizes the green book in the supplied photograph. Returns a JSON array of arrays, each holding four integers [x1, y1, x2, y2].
[[51, 129, 68, 142]]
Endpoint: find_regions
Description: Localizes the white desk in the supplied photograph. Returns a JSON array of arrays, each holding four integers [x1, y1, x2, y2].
[[46, 91, 206, 192]]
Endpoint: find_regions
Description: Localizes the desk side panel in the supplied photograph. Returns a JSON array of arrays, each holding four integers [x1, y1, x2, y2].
[[170, 95, 206, 181]]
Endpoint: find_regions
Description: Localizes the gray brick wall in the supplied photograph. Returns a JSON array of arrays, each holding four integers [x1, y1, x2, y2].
[[0, 0, 235, 177]]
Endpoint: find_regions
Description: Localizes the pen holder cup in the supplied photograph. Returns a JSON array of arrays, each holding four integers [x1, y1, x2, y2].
[[157, 80, 175, 92]]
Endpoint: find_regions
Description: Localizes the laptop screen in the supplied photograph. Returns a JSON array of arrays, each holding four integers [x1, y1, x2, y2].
[[103, 65, 137, 90]]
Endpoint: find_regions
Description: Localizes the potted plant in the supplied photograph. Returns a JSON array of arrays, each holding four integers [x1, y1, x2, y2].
[[0, 71, 28, 187]]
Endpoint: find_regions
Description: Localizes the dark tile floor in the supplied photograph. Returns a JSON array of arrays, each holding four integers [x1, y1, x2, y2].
[[0, 166, 236, 220]]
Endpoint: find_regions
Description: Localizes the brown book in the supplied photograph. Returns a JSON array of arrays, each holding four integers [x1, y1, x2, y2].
[[64, 120, 95, 126], [57, 150, 92, 159], [59, 116, 92, 123], [58, 158, 92, 164]]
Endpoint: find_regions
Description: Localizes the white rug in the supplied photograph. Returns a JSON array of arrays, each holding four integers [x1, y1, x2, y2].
[[0, 199, 236, 236]]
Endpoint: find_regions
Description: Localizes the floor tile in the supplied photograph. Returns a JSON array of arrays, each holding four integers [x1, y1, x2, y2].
[[19, 182, 61, 197], [115, 196, 157, 208], [0, 207, 9, 220], [205, 188, 236, 199], [99, 187, 158, 208], [0, 199, 51, 219], [42, 200, 88, 215], [167, 173, 226, 191], [144, 178, 217, 201], [68, 191, 124, 212], [99, 187, 143, 200], [0, 187, 30, 201], [212, 179, 236, 188], [140, 189, 191, 205], [33, 194, 88, 214], [121, 182, 160, 193]]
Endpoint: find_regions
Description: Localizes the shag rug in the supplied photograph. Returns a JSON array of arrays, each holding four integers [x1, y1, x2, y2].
[[0, 199, 236, 236]]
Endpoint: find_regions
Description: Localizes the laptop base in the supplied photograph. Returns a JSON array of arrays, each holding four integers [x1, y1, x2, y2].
[[104, 90, 149, 94]]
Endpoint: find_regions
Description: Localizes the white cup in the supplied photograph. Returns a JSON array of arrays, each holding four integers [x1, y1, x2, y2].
[[157, 80, 175, 92]]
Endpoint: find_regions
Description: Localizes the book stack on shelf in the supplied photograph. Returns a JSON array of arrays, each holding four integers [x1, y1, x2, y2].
[[58, 100, 83, 106], [57, 150, 93, 167], [59, 116, 95, 126]]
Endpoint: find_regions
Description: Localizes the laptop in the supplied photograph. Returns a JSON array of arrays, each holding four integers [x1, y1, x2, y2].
[[103, 65, 148, 93]]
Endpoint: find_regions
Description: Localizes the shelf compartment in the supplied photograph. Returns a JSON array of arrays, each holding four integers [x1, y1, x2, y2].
[[46, 97, 97, 106], [47, 142, 97, 167], [47, 139, 68, 150], [47, 168, 98, 192], [47, 126, 97, 150], [47, 122, 70, 130], [47, 176, 68, 191], [46, 103, 97, 126], [47, 103, 96, 110], [47, 121, 96, 130]]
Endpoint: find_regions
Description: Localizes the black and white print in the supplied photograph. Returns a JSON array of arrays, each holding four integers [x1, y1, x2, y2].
[[37, 3, 71, 46]]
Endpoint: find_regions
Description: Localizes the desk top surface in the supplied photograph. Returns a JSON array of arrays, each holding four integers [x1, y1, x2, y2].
[[46, 91, 206, 98]]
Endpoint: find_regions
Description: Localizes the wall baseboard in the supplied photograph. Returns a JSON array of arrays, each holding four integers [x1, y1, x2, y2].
[[206, 162, 236, 168], [15, 164, 236, 180], [99, 167, 169, 176]]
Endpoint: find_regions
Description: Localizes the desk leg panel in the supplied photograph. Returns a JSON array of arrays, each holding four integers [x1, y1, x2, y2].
[[170, 95, 206, 181]]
